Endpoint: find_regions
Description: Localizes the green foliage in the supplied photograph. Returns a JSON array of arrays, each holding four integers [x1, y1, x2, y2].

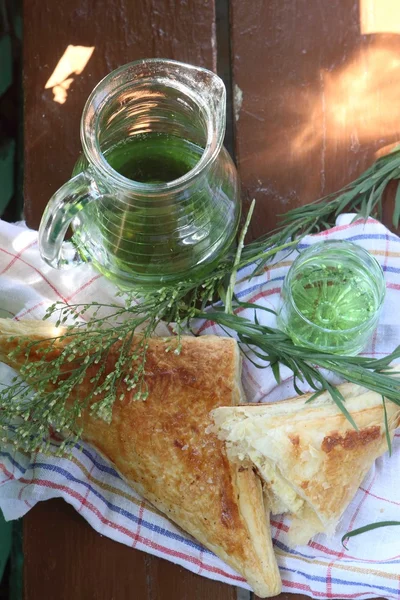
[[342, 521, 400, 548], [382, 396, 392, 457], [2, 146, 400, 453]]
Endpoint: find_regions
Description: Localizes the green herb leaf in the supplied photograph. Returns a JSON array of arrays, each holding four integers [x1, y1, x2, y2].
[[342, 521, 400, 549], [382, 396, 392, 457], [305, 389, 325, 403], [225, 199, 255, 314], [393, 181, 400, 229], [3, 145, 400, 453], [271, 361, 281, 384]]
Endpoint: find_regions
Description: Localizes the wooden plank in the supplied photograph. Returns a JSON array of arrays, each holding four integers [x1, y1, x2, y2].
[[230, 0, 400, 239], [24, 499, 236, 600], [231, 3, 400, 599], [23, 2, 235, 599], [23, 0, 217, 229]]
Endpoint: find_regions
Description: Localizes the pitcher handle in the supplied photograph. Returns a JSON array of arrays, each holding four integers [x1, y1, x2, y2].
[[39, 171, 100, 269]]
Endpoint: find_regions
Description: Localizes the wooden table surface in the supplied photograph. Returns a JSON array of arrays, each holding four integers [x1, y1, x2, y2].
[[23, 1, 400, 598]]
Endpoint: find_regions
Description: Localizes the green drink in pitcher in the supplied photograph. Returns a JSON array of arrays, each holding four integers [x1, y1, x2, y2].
[[99, 133, 207, 280], [39, 60, 240, 289], [104, 133, 203, 184]]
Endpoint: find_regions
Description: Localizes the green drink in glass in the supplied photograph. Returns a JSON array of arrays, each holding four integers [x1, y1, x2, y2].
[[277, 240, 386, 355]]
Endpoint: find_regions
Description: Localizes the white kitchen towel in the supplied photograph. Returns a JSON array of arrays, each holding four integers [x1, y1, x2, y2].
[[0, 215, 399, 598]]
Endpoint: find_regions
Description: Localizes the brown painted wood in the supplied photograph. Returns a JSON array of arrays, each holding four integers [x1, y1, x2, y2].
[[23, 0, 217, 229], [24, 499, 236, 600], [231, 0, 400, 240], [22, 1, 235, 599], [231, 3, 399, 597], [23, 1, 396, 599]]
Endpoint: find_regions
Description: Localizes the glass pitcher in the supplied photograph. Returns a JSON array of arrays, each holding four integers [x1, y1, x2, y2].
[[38, 59, 241, 289]]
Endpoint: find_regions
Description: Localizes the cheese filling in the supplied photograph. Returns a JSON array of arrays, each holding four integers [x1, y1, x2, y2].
[[248, 450, 305, 516]]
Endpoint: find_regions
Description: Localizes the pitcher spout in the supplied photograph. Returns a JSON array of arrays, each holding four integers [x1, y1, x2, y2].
[[183, 63, 226, 157]]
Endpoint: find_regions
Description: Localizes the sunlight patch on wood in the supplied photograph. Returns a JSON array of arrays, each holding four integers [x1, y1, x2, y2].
[[360, 0, 400, 34], [45, 45, 94, 104], [290, 43, 400, 157]]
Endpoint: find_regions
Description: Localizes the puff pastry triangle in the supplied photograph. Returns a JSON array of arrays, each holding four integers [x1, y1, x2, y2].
[[212, 383, 400, 545], [0, 318, 281, 597]]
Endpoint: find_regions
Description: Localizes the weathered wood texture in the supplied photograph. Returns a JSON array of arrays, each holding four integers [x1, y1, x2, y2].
[[23, 0, 217, 229], [23, 0, 399, 598], [23, 1, 236, 599], [231, 0, 400, 239], [24, 499, 236, 600]]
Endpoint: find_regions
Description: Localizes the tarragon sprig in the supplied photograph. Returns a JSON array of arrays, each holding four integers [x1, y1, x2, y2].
[[2, 146, 400, 453]]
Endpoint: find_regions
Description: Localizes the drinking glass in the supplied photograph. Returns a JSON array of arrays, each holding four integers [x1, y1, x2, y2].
[[277, 240, 386, 355]]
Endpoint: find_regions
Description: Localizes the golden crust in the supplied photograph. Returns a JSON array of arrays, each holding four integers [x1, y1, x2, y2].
[[0, 319, 281, 597], [213, 384, 400, 543]]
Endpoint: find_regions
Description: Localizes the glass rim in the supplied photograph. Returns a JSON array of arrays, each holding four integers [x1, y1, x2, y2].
[[284, 239, 386, 334], [80, 59, 226, 194]]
